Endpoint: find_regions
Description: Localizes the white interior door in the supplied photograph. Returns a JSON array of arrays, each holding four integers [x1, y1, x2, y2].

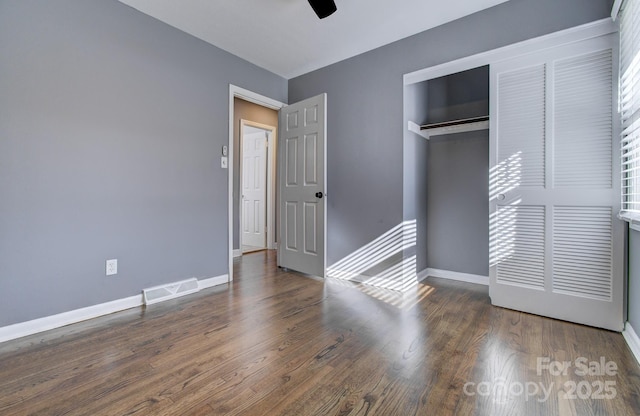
[[278, 94, 327, 277], [489, 34, 624, 331], [242, 130, 267, 249]]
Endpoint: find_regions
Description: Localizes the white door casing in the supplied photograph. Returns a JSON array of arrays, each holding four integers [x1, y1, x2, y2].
[[241, 130, 267, 249], [489, 33, 624, 331], [278, 94, 327, 277]]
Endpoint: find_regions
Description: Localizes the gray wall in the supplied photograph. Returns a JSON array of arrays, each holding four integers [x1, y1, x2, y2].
[[232, 98, 279, 250], [288, 0, 613, 273], [427, 132, 489, 276], [629, 231, 640, 329], [0, 0, 286, 326]]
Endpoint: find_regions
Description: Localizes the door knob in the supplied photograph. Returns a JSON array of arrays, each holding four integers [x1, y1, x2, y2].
[[497, 194, 506, 201], [315, 192, 323, 198]]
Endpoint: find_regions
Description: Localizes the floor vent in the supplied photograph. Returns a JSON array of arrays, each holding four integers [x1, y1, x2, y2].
[[143, 278, 199, 305]]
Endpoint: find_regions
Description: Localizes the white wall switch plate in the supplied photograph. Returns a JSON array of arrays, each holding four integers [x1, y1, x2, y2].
[[106, 259, 117, 276], [221, 156, 228, 168]]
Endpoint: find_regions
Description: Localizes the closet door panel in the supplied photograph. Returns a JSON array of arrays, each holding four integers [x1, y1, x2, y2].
[[553, 49, 613, 188], [494, 205, 546, 289], [552, 206, 613, 300], [496, 64, 546, 189], [489, 33, 623, 331]]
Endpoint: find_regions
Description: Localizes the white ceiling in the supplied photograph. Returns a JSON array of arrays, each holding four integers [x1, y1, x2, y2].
[[118, 0, 510, 79]]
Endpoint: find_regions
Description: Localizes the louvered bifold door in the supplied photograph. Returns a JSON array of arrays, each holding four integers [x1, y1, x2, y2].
[[489, 33, 624, 331]]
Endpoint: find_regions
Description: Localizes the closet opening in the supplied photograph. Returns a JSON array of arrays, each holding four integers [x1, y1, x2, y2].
[[402, 22, 622, 330], [404, 65, 490, 285]]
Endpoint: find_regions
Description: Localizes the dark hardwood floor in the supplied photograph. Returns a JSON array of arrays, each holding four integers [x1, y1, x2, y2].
[[1, 250, 639, 415]]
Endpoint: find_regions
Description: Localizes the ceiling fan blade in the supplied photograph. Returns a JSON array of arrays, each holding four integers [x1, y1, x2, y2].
[[307, 0, 337, 19]]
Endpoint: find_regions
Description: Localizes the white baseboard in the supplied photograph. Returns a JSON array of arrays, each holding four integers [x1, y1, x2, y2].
[[424, 268, 489, 286], [0, 274, 229, 344], [623, 322, 640, 366], [233, 249, 242, 258], [0, 295, 143, 344], [199, 274, 229, 289]]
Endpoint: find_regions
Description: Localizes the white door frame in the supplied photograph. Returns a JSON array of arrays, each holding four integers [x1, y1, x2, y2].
[[228, 85, 286, 281], [239, 119, 277, 253]]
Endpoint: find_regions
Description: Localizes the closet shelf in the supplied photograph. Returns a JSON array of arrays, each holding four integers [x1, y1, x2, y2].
[[419, 115, 489, 138], [420, 115, 489, 130]]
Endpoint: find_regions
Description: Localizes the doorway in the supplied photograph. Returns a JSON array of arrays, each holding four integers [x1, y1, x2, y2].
[[228, 85, 328, 281], [228, 85, 286, 281]]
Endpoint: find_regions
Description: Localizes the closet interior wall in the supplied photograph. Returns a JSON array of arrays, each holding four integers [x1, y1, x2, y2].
[[424, 66, 490, 277], [403, 80, 430, 275]]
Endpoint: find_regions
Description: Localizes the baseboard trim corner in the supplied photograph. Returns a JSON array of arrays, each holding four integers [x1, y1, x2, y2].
[[233, 249, 242, 258], [623, 322, 640, 366], [425, 268, 489, 286]]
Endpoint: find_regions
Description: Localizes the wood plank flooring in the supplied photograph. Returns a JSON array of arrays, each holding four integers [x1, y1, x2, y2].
[[1, 250, 639, 415]]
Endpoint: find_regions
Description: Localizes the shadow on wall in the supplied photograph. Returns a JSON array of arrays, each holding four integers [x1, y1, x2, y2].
[[327, 220, 418, 292]]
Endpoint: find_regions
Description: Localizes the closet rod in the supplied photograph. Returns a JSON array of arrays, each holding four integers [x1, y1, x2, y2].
[[420, 115, 489, 130]]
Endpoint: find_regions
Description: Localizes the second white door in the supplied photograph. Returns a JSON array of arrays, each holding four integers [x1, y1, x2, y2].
[[242, 129, 268, 250]]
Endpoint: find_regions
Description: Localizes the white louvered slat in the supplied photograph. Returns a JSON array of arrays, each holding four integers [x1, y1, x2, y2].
[[553, 207, 613, 301], [496, 205, 545, 289], [554, 49, 613, 188], [497, 65, 546, 188]]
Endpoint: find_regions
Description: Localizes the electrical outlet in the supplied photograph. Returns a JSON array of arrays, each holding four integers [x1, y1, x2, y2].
[[106, 259, 118, 276], [221, 156, 228, 169]]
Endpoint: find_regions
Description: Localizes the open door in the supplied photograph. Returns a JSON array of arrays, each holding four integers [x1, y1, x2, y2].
[[278, 94, 327, 277]]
